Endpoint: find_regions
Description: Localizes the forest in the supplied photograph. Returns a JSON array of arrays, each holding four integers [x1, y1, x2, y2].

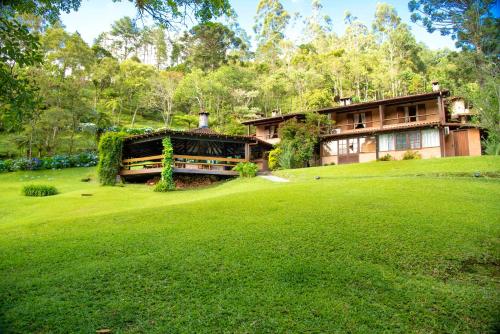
[[0, 0, 499, 159]]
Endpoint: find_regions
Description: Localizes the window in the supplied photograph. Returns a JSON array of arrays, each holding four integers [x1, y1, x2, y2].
[[408, 131, 421, 148], [405, 106, 418, 122], [396, 131, 421, 150], [323, 140, 338, 156], [396, 133, 408, 150], [421, 128, 440, 147], [264, 125, 278, 139], [378, 133, 395, 151], [360, 136, 376, 153], [339, 139, 348, 155], [348, 138, 358, 153]]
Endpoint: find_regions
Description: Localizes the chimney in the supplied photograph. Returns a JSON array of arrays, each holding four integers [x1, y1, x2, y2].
[[432, 81, 440, 92], [340, 97, 352, 106], [198, 112, 209, 128]]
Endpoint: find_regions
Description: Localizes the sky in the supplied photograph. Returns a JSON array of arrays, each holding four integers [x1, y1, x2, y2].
[[61, 0, 460, 50]]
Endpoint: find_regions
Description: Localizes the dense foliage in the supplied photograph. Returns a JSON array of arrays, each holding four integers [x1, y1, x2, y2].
[[0, 0, 498, 157], [268, 147, 281, 170], [233, 161, 258, 177], [275, 116, 324, 169], [97, 132, 125, 185], [154, 136, 175, 192], [22, 184, 58, 197], [0, 152, 97, 172]]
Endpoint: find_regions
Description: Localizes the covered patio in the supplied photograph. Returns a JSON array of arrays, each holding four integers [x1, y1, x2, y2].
[[120, 129, 271, 179]]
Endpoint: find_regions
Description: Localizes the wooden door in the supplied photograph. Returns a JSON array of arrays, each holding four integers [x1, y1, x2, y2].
[[453, 130, 469, 156], [338, 138, 360, 164]]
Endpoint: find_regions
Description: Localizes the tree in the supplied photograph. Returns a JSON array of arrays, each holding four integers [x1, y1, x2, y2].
[[179, 22, 243, 71], [146, 71, 183, 127], [254, 0, 290, 64], [408, 0, 499, 55], [110, 17, 141, 61]]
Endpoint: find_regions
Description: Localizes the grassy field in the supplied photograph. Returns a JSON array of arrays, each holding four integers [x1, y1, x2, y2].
[[0, 156, 499, 333]]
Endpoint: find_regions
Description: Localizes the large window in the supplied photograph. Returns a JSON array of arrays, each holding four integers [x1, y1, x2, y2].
[[421, 129, 440, 147], [378, 133, 395, 151], [396, 131, 420, 150], [322, 140, 338, 156]]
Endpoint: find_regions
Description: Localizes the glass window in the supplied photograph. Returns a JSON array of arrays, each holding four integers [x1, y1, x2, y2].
[[360, 136, 376, 153], [378, 133, 395, 151], [339, 139, 348, 155], [323, 140, 338, 156], [409, 131, 421, 149], [421, 128, 439, 147], [395, 133, 408, 150], [348, 138, 358, 154]]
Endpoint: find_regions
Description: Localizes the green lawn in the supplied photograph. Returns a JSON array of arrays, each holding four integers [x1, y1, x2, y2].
[[0, 156, 499, 333]]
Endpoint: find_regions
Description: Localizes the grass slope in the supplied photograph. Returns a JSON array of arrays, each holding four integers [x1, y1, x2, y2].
[[0, 157, 499, 333]]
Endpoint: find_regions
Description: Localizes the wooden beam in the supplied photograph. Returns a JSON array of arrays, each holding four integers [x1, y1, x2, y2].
[[122, 155, 163, 163], [244, 143, 250, 161], [174, 154, 246, 163], [379, 105, 384, 129], [438, 96, 445, 124]]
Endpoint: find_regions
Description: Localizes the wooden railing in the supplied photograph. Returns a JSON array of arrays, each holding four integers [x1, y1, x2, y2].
[[122, 154, 247, 172]]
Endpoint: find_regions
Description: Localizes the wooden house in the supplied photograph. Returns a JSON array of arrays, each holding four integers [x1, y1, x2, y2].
[[242, 86, 482, 165], [120, 112, 272, 180]]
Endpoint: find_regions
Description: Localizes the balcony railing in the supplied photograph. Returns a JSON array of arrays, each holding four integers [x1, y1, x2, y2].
[[121, 154, 247, 175]]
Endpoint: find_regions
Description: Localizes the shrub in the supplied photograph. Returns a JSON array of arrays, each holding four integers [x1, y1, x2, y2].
[[233, 162, 258, 178], [97, 132, 126, 185], [154, 137, 175, 192], [378, 154, 393, 161], [268, 147, 282, 170], [402, 150, 421, 160], [0, 152, 98, 173], [22, 184, 58, 197], [0, 159, 14, 172]]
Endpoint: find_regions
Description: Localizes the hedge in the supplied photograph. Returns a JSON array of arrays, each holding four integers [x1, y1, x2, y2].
[[97, 132, 126, 185], [154, 137, 175, 192], [0, 152, 98, 173]]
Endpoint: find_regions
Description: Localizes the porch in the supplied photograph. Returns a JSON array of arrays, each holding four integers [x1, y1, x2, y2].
[[119, 128, 272, 179], [120, 154, 246, 176]]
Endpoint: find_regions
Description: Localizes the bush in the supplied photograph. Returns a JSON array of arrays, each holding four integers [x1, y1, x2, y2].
[[97, 132, 126, 185], [268, 147, 282, 170], [154, 137, 175, 192], [0, 152, 98, 173], [402, 150, 421, 160], [233, 162, 258, 178], [22, 184, 58, 197], [0, 159, 14, 172], [378, 154, 393, 161]]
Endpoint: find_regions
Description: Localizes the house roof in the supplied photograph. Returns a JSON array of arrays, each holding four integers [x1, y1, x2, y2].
[[124, 128, 259, 143], [240, 112, 306, 126], [240, 91, 451, 126], [316, 90, 450, 114]]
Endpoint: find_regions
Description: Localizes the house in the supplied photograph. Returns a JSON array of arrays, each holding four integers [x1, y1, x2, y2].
[[120, 112, 272, 180], [242, 85, 482, 165]]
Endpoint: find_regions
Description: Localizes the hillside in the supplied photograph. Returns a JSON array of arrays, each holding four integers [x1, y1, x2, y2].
[[0, 157, 499, 333]]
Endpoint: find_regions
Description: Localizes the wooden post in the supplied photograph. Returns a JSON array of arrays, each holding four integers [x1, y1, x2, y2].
[[379, 105, 384, 129], [244, 143, 250, 161], [438, 96, 445, 124]]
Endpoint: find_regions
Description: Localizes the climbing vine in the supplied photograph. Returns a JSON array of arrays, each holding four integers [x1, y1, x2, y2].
[[154, 136, 175, 192], [97, 132, 125, 185]]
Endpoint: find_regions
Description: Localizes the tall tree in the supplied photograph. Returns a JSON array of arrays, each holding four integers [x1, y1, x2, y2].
[[179, 22, 243, 71], [253, 0, 290, 64], [408, 0, 499, 56]]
